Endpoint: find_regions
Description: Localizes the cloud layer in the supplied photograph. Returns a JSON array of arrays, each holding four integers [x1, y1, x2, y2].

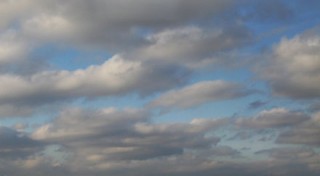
[[0, 0, 319, 176]]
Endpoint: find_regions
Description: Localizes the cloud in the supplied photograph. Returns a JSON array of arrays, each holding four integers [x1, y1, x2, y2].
[[130, 25, 252, 68], [248, 100, 268, 109], [258, 27, 320, 99], [0, 30, 30, 65], [150, 80, 250, 109], [11, 0, 235, 52], [255, 147, 320, 172], [31, 107, 226, 172], [32, 107, 150, 142], [0, 55, 186, 114], [0, 126, 43, 159], [236, 108, 310, 129], [0, 0, 37, 29], [0, 107, 319, 176], [277, 112, 320, 146], [199, 145, 240, 158], [0, 0, 319, 175], [0, 104, 35, 117], [23, 14, 75, 41]]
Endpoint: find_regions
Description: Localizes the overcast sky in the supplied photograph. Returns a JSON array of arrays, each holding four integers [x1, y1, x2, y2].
[[0, 0, 320, 175]]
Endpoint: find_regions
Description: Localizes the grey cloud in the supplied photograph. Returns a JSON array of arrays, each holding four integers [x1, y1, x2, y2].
[[32, 107, 224, 164], [308, 102, 320, 112], [50, 0, 233, 28], [0, 30, 31, 65], [129, 25, 252, 69], [0, 0, 247, 74], [236, 108, 310, 129], [1, 108, 319, 176], [255, 147, 320, 173], [150, 80, 251, 109], [248, 100, 267, 109], [16, 0, 252, 71], [277, 112, 320, 146], [255, 147, 317, 160], [17, 0, 235, 52], [199, 146, 240, 158], [65, 154, 320, 176], [0, 126, 43, 159], [0, 0, 39, 29], [0, 104, 34, 117]]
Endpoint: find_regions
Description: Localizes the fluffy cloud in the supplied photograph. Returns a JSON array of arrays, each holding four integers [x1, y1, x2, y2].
[[0, 55, 186, 113], [259, 27, 320, 99], [150, 80, 250, 109], [0, 0, 319, 175]]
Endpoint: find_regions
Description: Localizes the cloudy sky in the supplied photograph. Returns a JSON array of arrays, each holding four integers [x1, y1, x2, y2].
[[0, 0, 320, 175]]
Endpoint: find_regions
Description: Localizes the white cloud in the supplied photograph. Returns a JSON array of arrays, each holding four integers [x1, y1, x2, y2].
[[259, 28, 320, 99], [0, 54, 185, 110]]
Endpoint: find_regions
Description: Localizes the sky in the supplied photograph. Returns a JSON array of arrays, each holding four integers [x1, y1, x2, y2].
[[0, 0, 320, 175]]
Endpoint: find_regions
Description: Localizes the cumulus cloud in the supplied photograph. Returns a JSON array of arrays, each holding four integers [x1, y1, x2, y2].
[[0, 0, 320, 175], [259, 27, 320, 99], [150, 80, 250, 109], [0, 55, 186, 112]]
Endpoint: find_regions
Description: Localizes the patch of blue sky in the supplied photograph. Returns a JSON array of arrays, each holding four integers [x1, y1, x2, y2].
[[32, 43, 111, 70], [72, 93, 152, 110]]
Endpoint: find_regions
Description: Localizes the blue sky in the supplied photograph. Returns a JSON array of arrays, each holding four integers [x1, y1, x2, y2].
[[0, 0, 320, 175]]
